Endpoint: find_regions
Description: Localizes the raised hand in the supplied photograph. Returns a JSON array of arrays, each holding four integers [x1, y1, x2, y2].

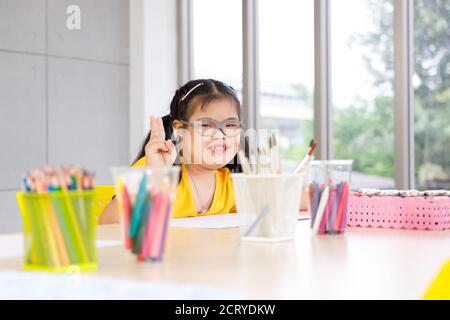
[[145, 116, 177, 167]]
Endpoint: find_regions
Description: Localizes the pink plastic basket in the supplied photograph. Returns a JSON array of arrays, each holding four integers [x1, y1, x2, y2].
[[348, 193, 450, 230]]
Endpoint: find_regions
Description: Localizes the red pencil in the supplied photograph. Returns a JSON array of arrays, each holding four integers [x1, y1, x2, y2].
[[150, 192, 169, 259], [143, 191, 162, 258], [157, 201, 172, 260], [339, 185, 350, 232], [333, 182, 349, 231]]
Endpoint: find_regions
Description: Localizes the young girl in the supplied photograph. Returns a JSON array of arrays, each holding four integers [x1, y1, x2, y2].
[[100, 79, 243, 224]]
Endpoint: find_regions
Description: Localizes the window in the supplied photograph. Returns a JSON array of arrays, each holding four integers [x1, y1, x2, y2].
[[259, 0, 315, 172], [192, 0, 243, 98], [414, 0, 450, 190], [331, 0, 395, 189], [189, 0, 448, 190]]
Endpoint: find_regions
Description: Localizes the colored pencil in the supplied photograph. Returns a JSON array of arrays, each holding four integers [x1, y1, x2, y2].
[[129, 174, 148, 238], [157, 200, 173, 260], [150, 192, 169, 258], [56, 168, 89, 263], [333, 182, 349, 231], [329, 182, 342, 232], [122, 183, 133, 249], [312, 185, 329, 234]]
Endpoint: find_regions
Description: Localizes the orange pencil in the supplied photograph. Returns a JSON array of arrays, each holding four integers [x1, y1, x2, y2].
[[122, 184, 132, 249]]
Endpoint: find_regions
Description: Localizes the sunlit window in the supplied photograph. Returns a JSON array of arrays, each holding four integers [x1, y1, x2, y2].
[[259, 0, 315, 172], [192, 0, 242, 99], [331, 0, 395, 189], [414, 0, 450, 190]]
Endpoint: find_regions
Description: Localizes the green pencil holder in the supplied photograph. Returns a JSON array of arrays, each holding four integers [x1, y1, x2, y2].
[[16, 191, 98, 272]]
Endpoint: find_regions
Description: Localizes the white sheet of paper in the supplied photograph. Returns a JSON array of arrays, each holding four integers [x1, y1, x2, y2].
[[169, 213, 240, 229], [0, 270, 245, 299]]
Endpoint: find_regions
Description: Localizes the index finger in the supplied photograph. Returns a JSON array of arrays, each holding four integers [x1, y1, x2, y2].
[[149, 116, 164, 141]]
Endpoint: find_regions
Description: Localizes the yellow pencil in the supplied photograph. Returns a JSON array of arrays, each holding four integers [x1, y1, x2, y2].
[[35, 172, 61, 268], [18, 194, 39, 265], [56, 168, 89, 263], [41, 203, 61, 267], [47, 201, 70, 266]]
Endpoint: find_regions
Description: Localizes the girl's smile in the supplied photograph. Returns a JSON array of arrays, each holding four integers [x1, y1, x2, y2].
[[207, 142, 229, 153]]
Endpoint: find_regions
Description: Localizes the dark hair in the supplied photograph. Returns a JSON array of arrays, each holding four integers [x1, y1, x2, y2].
[[132, 79, 242, 173]]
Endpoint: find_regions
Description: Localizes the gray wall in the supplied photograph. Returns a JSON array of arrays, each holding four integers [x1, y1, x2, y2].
[[0, 0, 130, 233]]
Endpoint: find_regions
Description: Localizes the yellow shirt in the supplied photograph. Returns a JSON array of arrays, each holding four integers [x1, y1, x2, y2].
[[132, 157, 236, 218]]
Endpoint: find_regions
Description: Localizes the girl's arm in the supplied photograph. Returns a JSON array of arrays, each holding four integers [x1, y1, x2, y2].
[[99, 197, 119, 224]]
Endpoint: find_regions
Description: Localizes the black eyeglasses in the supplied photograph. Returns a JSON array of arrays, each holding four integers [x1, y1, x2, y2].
[[180, 118, 243, 137]]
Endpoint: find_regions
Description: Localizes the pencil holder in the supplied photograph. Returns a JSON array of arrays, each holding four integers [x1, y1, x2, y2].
[[111, 167, 180, 262], [308, 160, 353, 235], [231, 173, 304, 242], [16, 191, 97, 272]]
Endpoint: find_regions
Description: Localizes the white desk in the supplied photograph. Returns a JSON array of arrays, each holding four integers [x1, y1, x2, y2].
[[0, 220, 449, 299]]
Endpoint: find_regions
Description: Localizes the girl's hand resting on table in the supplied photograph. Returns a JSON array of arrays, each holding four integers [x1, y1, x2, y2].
[[145, 116, 177, 167]]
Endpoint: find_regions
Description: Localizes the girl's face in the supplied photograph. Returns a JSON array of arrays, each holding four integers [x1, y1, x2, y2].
[[177, 98, 241, 170]]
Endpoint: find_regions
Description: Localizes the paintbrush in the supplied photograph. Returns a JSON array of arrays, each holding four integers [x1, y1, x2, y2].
[[293, 139, 317, 174], [269, 131, 280, 174]]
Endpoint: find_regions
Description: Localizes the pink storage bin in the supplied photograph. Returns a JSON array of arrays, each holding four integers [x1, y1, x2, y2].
[[348, 193, 450, 230]]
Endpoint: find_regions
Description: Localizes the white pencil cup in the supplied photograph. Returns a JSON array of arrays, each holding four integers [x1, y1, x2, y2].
[[231, 173, 304, 242]]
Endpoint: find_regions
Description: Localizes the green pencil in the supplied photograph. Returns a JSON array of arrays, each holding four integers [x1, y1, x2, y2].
[[28, 196, 48, 266], [51, 194, 78, 263], [24, 196, 46, 265], [132, 196, 151, 255]]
